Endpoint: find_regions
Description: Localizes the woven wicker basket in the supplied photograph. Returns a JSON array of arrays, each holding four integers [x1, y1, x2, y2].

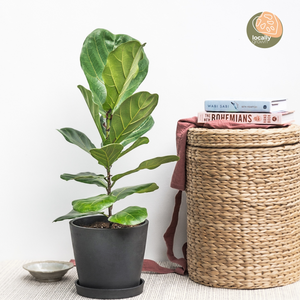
[[186, 124, 300, 289]]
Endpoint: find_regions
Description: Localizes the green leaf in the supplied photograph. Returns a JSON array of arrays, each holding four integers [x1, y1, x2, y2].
[[111, 183, 159, 201], [58, 128, 96, 153], [112, 155, 179, 182], [72, 194, 117, 213], [60, 172, 107, 188], [77, 85, 105, 142], [53, 210, 104, 222], [121, 116, 154, 147], [103, 41, 145, 112], [119, 137, 149, 158], [80, 29, 148, 114], [107, 92, 158, 145], [108, 206, 148, 225], [90, 144, 124, 168]]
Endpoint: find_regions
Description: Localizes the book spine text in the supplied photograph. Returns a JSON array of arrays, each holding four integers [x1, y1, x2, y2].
[[198, 112, 283, 124], [204, 100, 271, 112]]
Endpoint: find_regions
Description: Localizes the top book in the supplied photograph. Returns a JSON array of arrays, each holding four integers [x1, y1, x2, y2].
[[204, 99, 287, 113]]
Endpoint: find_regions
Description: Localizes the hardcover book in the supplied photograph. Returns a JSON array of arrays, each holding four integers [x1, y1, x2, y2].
[[204, 99, 287, 112], [197, 111, 294, 125]]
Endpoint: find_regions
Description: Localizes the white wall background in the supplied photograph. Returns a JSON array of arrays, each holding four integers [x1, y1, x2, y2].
[[1, 0, 300, 262]]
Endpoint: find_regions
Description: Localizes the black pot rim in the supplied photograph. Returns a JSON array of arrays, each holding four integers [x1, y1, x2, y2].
[[69, 215, 148, 231]]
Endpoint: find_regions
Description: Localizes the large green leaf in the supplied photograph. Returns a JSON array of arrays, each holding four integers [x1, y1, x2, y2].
[[90, 144, 123, 169], [58, 128, 96, 153], [111, 183, 159, 201], [72, 194, 117, 213], [120, 116, 154, 147], [77, 85, 105, 142], [53, 210, 104, 222], [108, 206, 148, 225], [61, 172, 107, 188], [119, 137, 149, 158], [102, 41, 145, 112], [112, 155, 179, 182], [107, 92, 158, 145], [80, 29, 148, 114]]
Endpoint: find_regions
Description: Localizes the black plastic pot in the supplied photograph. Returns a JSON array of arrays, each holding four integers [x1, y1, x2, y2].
[[69, 215, 148, 299]]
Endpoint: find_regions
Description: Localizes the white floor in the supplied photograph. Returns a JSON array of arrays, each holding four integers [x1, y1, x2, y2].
[[1, 260, 300, 300]]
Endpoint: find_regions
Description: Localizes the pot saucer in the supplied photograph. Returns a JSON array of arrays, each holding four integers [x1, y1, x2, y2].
[[75, 278, 145, 299], [23, 261, 74, 282]]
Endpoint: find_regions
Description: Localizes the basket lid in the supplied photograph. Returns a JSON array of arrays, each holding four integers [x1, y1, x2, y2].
[[187, 124, 300, 148]]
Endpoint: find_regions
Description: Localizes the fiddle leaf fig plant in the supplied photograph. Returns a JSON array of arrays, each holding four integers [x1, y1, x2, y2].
[[54, 29, 179, 225]]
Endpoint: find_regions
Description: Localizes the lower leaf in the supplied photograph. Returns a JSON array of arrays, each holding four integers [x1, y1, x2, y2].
[[53, 210, 104, 222], [61, 172, 107, 188], [108, 206, 148, 225], [72, 194, 117, 213], [112, 155, 179, 182], [111, 183, 158, 201]]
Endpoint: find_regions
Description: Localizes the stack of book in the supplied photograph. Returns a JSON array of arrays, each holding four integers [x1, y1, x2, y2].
[[198, 99, 295, 125]]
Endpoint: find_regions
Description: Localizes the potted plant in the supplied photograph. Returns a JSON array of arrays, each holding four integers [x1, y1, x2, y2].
[[54, 28, 179, 299]]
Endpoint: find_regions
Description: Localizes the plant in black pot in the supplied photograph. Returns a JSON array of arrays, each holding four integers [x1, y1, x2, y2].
[[54, 28, 179, 299]]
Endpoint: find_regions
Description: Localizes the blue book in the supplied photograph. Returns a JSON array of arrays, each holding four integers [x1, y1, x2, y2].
[[204, 99, 287, 112]]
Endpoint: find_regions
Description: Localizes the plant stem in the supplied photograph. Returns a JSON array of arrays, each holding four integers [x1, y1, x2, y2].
[[108, 205, 113, 217], [105, 110, 112, 139], [106, 167, 113, 217], [105, 111, 113, 217]]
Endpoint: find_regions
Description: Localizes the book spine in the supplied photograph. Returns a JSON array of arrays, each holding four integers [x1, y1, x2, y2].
[[198, 112, 283, 124], [204, 100, 271, 112]]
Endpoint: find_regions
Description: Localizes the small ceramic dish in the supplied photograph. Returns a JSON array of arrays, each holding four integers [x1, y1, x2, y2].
[[23, 260, 74, 282]]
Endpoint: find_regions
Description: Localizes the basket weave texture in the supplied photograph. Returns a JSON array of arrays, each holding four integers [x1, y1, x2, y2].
[[186, 124, 300, 289]]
